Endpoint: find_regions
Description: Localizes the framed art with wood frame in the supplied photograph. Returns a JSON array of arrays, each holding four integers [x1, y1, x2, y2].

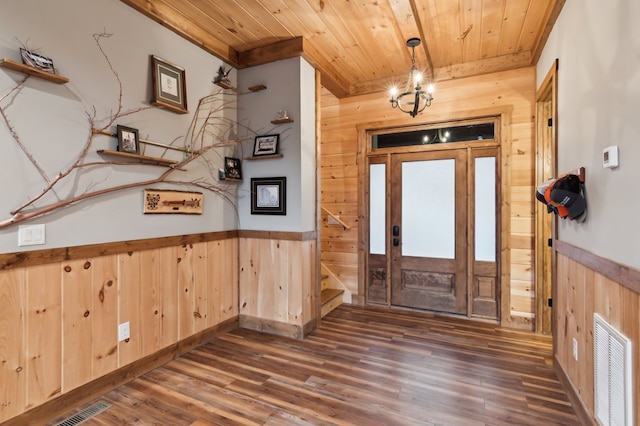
[[150, 55, 188, 114], [116, 124, 140, 154], [251, 177, 286, 215], [253, 134, 279, 156]]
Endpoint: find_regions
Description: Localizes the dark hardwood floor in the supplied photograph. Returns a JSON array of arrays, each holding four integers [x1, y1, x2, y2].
[[49, 305, 580, 425]]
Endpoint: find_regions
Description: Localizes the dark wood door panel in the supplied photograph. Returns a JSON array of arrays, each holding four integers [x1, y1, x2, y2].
[[367, 253, 387, 304], [472, 261, 498, 318]]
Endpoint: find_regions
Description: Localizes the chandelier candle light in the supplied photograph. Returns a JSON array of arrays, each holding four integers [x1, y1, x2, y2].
[[389, 38, 434, 118]]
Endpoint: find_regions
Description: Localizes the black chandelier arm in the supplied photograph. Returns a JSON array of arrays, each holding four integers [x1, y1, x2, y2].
[[411, 91, 420, 117]]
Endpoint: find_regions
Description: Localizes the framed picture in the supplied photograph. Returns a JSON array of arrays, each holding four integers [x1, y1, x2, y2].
[[253, 134, 279, 157], [224, 157, 242, 180], [251, 177, 286, 215], [150, 55, 188, 114], [20, 48, 55, 73], [116, 125, 140, 154]]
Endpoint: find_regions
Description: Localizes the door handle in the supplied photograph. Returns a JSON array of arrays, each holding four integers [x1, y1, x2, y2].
[[393, 238, 399, 247], [392, 225, 400, 236]]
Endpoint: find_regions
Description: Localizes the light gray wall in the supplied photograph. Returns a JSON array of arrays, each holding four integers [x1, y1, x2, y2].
[[236, 57, 317, 232], [537, 0, 640, 269], [0, 0, 238, 254]]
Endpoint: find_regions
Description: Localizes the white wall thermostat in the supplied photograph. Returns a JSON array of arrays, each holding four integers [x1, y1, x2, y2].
[[603, 145, 619, 168]]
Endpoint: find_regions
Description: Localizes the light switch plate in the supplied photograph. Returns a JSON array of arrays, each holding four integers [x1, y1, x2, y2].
[[18, 224, 46, 246]]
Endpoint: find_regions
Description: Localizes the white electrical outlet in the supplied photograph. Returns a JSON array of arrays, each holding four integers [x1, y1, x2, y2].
[[118, 322, 130, 342], [572, 337, 578, 361]]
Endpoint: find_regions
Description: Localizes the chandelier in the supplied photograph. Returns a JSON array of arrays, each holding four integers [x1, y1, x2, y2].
[[389, 38, 434, 118]]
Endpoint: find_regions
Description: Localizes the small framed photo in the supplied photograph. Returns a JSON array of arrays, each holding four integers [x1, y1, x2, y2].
[[150, 55, 188, 114], [20, 48, 55, 73], [116, 125, 140, 154], [224, 157, 242, 180], [251, 177, 286, 215], [253, 134, 279, 157]]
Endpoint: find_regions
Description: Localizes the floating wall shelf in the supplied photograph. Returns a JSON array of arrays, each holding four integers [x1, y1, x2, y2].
[[270, 118, 294, 124], [214, 80, 234, 90], [244, 154, 283, 161], [248, 84, 267, 92], [97, 149, 178, 167], [0, 58, 69, 84]]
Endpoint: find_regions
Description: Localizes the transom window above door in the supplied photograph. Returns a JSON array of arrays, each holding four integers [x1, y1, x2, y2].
[[372, 122, 495, 150]]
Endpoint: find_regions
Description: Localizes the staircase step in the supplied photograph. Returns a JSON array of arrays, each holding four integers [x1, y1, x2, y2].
[[320, 288, 344, 318]]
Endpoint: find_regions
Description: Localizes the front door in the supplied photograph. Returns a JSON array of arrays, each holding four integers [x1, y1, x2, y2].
[[390, 149, 468, 313], [367, 145, 499, 319]]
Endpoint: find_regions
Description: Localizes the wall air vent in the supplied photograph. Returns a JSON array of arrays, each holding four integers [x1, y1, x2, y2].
[[594, 313, 633, 426]]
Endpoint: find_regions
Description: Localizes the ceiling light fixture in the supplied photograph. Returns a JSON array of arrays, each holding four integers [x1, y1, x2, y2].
[[389, 38, 434, 118]]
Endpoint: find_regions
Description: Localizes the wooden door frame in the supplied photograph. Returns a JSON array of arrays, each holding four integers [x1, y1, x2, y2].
[[534, 60, 559, 335], [357, 107, 514, 325]]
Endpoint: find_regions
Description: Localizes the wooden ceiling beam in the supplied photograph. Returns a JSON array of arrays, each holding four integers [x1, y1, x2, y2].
[[120, 0, 240, 67], [434, 51, 533, 82], [238, 37, 351, 99], [237, 37, 304, 67]]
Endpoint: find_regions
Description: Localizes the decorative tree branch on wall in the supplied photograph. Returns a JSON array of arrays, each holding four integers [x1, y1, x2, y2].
[[0, 32, 245, 229]]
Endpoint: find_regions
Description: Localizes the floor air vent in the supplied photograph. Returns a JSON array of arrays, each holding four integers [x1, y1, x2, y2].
[[594, 313, 632, 426], [54, 400, 111, 426]]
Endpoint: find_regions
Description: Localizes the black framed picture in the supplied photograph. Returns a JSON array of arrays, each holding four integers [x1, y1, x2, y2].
[[224, 157, 242, 180], [150, 55, 188, 114], [116, 125, 140, 154], [251, 177, 286, 215], [252, 134, 279, 157]]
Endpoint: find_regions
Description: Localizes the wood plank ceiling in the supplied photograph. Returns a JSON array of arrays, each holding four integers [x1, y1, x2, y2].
[[120, 0, 565, 98]]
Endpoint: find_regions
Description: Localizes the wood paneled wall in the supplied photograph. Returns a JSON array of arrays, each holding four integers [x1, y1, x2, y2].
[[238, 232, 318, 339], [320, 67, 536, 326], [0, 237, 238, 423], [554, 241, 640, 424]]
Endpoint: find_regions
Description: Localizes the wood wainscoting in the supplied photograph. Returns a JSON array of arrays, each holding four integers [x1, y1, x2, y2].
[[0, 232, 239, 424], [554, 240, 640, 425], [238, 230, 319, 340]]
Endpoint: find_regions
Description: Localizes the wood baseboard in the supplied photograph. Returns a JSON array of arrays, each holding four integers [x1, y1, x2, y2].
[[303, 316, 319, 337], [350, 294, 366, 305], [3, 317, 238, 426], [554, 354, 597, 426], [239, 314, 317, 340]]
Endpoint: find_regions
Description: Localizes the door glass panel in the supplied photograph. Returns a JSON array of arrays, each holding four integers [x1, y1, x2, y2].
[[373, 122, 494, 149], [402, 159, 455, 259], [369, 163, 386, 254], [475, 157, 496, 261]]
